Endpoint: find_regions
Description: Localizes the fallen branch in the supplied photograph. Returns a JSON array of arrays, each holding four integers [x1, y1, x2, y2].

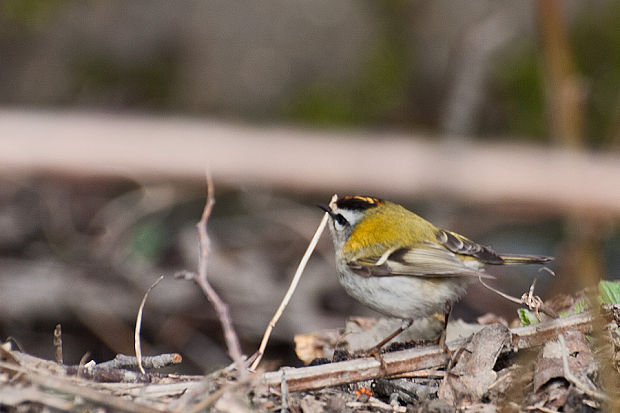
[[7, 349, 181, 383], [97, 353, 182, 370], [7, 342, 182, 376], [259, 312, 593, 392]]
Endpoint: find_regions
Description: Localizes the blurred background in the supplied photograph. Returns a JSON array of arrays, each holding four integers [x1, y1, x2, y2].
[[1, 0, 619, 374]]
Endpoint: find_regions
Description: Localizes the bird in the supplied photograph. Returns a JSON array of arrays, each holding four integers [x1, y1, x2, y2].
[[318, 195, 553, 351]]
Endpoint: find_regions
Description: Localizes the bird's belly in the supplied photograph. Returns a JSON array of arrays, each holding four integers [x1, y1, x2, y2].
[[336, 268, 471, 319]]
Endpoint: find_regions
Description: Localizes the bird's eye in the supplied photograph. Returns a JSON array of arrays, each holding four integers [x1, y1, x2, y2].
[[334, 213, 349, 227]]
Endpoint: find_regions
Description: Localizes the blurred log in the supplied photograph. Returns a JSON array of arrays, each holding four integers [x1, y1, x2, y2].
[[1, 109, 619, 214]]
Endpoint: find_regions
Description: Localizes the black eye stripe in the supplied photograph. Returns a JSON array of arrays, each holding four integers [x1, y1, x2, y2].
[[334, 214, 349, 226]]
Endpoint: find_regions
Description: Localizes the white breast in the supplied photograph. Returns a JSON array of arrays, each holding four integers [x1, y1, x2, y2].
[[336, 263, 472, 319]]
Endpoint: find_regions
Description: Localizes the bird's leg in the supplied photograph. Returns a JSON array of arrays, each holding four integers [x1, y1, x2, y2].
[[438, 302, 451, 354], [439, 302, 467, 376], [366, 319, 413, 356], [362, 319, 413, 372]]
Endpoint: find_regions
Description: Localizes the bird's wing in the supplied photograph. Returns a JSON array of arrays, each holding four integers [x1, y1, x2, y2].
[[348, 242, 494, 279], [436, 230, 505, 264]]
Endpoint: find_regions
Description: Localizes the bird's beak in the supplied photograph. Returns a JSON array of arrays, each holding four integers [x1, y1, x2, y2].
[[316, 203, 332, 215]]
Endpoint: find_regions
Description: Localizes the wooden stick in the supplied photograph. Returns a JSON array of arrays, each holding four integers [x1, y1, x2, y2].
[[97, 353, 182, 370], [249, 194, 336, 371]]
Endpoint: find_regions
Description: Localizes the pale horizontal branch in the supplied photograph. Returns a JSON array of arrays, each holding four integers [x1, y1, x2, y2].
[[1, 109, 619, 213]]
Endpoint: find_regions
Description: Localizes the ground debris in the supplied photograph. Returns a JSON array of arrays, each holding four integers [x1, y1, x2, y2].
[[440, 324, 511, 405], [2, 305, 620, 412], [264, 309, 618, 412], [532, 330, 595, 393]]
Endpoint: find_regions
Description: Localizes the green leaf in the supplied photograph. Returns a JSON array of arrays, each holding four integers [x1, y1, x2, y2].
[[599, 280, 620, 304], [574, 299, 586, 314], [518, 308, 539, 326]]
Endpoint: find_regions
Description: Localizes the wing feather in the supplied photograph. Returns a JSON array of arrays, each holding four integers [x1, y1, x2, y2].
[[437, 230, 504, 264], [348, 243, 494, 279]]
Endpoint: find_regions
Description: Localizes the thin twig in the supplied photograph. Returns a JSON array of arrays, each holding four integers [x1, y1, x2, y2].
[[557, 334, 608, 401], [487, 369, 512, 391], [280, 369, 290, 413], [250, 194, 337, 371], [525, 403, 560, 413], [187, 385, 229, 413], [53, 324, 62, 364], [478, 276, 526, 305], [388, 369, 445, 379], [478, 274, 559, 319], [526, 277, 541, 321], [135, 275, 164, 374], [185, 374, 255, 413], [193, 174, 246, 377], [77, 352, 90, 378]]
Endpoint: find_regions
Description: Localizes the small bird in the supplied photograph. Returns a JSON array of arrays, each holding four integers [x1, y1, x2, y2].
[[319, 195, 553, 350]]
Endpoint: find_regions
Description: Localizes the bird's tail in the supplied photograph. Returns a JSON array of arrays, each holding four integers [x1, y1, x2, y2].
[[499, 253, 554, 265]]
